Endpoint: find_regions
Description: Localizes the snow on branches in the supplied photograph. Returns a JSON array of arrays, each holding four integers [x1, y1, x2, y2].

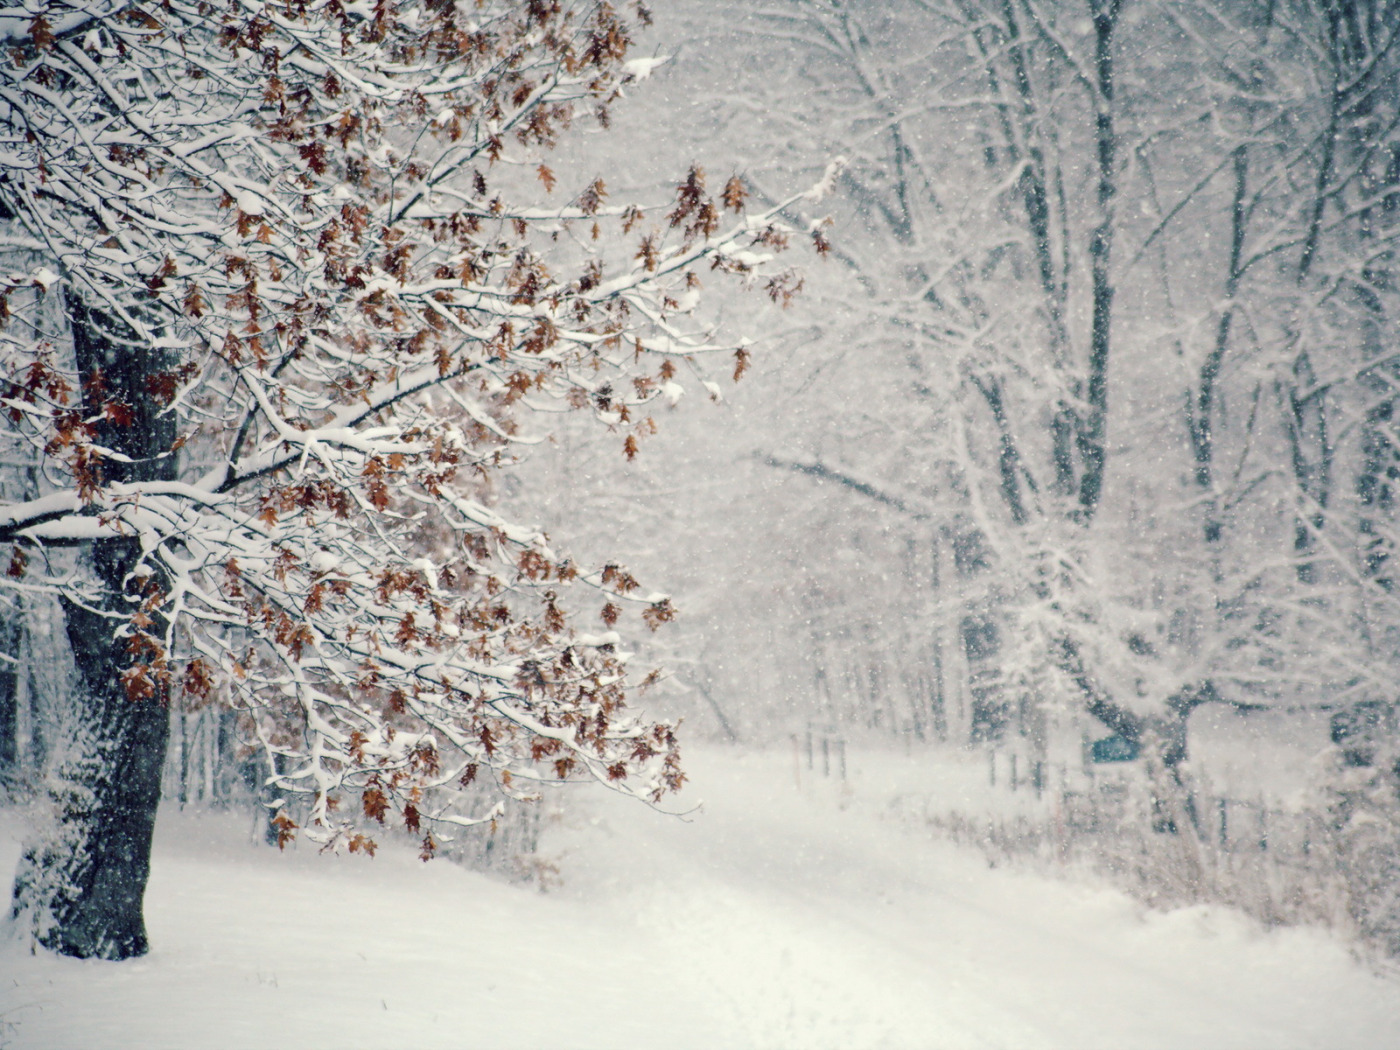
[[0, 0, 804, 852]]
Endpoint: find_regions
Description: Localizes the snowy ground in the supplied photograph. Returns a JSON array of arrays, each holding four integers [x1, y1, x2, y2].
[[3, 748, 1399, 1050]]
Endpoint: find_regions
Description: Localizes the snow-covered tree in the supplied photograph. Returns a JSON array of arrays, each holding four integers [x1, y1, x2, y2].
[[607, 0, 1400, 778], [0, 0, 805, 959]]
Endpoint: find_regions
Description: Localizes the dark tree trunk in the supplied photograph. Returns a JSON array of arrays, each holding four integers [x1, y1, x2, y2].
[[0, 613, 19, 778], [1077, 0, 1122, 522], [1056, 635, 1215, 834], [9, 589, 173, 958], [9, 300, 177, 959]]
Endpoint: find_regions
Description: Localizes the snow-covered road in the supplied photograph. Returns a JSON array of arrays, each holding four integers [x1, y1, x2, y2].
[[3, 748, 1399, 1049]]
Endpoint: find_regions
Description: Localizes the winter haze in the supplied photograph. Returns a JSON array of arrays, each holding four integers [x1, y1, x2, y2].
[[2, 1, 1400, 1047]]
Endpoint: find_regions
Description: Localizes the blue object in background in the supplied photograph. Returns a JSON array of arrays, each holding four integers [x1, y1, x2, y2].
[[1091, 734, 1140, 763]]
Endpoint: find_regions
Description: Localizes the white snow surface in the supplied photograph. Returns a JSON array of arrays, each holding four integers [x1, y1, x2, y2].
[[2, 747, 1398, 1049]]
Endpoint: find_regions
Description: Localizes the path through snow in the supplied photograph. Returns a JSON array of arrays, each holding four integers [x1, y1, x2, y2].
[[2, 747, 1398, 1049]]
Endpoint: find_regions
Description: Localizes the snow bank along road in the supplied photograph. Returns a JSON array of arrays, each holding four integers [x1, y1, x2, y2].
[[2, 747, 1399, 1049]]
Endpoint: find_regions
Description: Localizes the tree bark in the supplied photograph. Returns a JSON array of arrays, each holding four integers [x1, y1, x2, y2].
[[0, 613, 19, 779], [9, 300, 177, 959], [1076, 0, 1122, 521]]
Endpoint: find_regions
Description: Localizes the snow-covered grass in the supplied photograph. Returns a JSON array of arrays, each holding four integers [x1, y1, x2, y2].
[[3, 746, 1399, 1050]]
